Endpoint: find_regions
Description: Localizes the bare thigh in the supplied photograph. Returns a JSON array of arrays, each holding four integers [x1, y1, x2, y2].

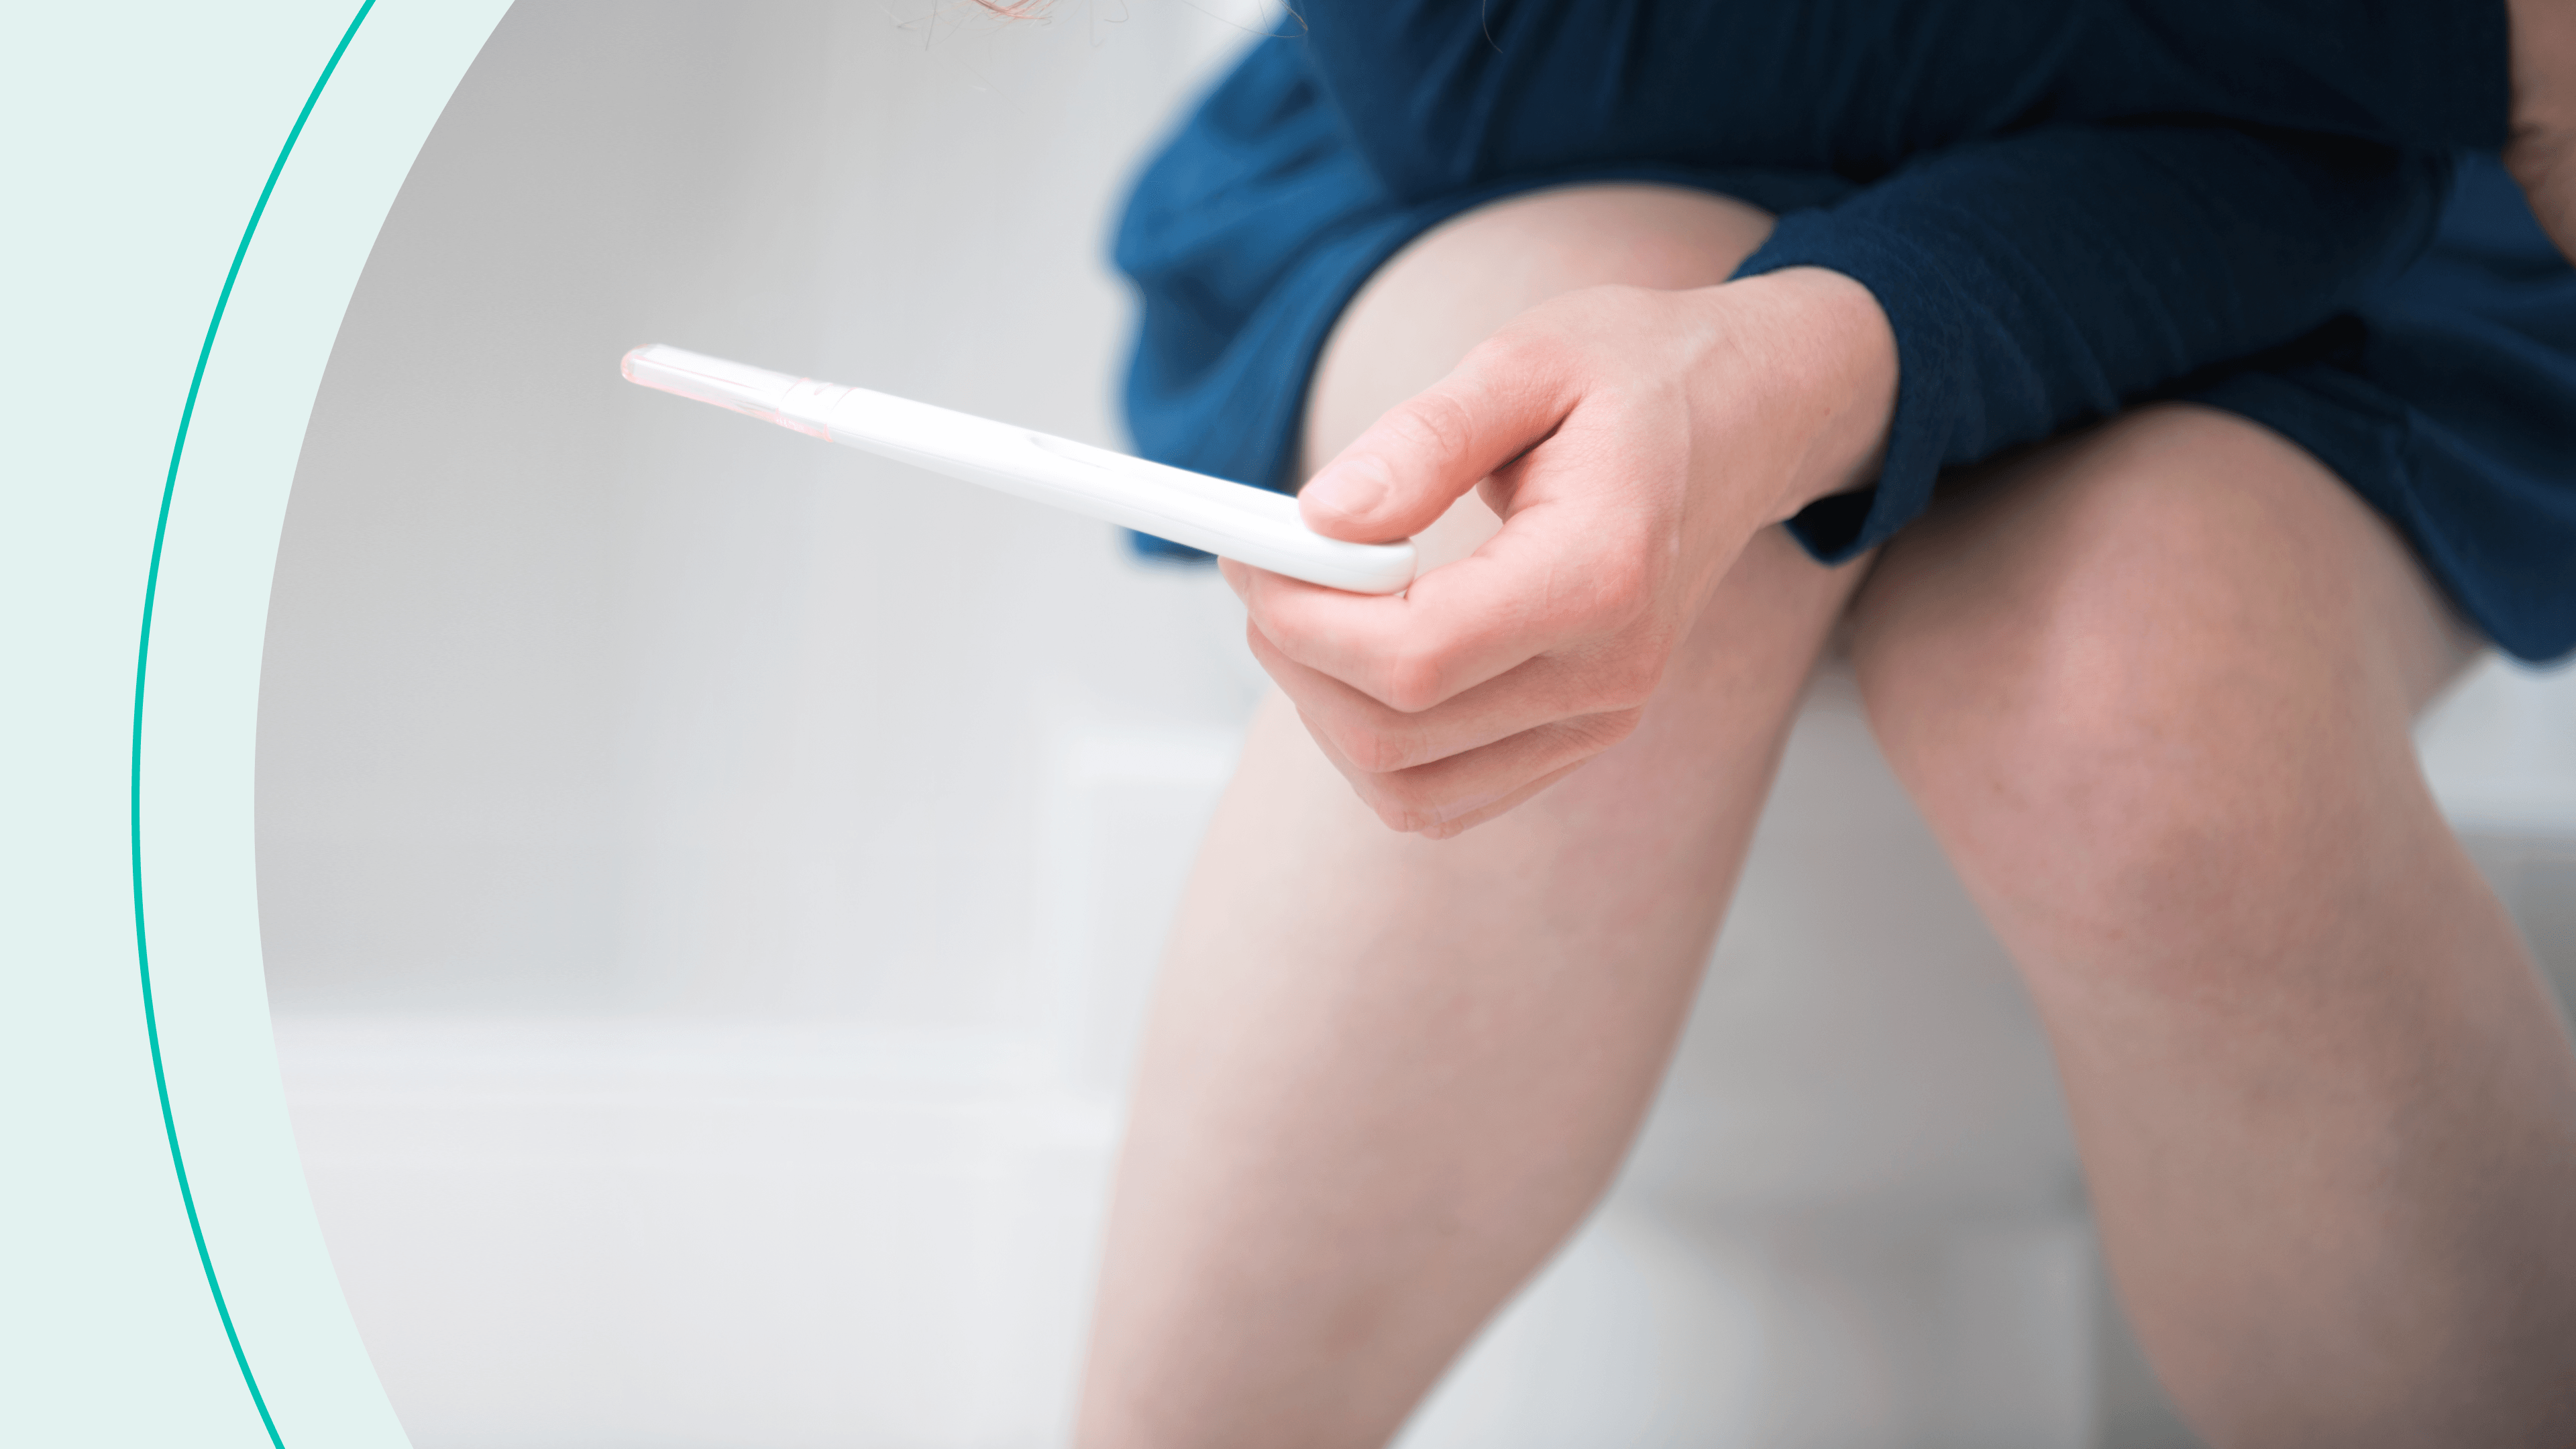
[[1077, 186, 1868, 1449], [1850, 404, 2576, 1443]]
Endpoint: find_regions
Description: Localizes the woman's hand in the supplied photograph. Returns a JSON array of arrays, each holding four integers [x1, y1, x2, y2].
[[1222, 266, 1898, 837]]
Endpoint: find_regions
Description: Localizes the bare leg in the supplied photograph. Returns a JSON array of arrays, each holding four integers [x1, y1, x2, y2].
[[2508, 0, 2576, 264], [1075, 186, 1862, 1449], [1851, 404, 2576, 1445]]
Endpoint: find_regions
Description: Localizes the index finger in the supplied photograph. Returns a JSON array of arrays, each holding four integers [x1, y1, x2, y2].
[[1297, 329, 1577, 545], [1238, 486, 1652, 712]]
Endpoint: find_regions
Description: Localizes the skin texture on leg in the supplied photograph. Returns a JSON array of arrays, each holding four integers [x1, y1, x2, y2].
[[2508, 0, 2576, 263], [1850, 405, 2576, 1445], [1074, 186, 1865, 1449]]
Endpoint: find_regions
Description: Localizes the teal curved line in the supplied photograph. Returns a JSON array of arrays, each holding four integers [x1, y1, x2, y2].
[[131, 4, 379, 1445]]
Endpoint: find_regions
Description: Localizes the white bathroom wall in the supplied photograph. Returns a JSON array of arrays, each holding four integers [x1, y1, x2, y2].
[[260, 4, 1263, 1440], [258, 0, 1265, 1024], [259, 5, 2576, 1446]]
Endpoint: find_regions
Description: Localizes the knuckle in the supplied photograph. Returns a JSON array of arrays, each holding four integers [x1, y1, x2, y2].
[[1334, 719, 1405, 775], [1247, 602, 1317, 663], [1375, 803, 1429, 835], [1583, 708, 1646, 753], [1478, 324, 1565, 378], [1309, 694, 1426, 776], [1391, 387, 1479, 465], [1377, 649, 1449, 714], [1350, 774, 1432, 834], [1470, 333, 1570, 413]]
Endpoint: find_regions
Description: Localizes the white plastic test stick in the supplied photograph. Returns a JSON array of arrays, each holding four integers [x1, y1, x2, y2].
[[621, 344, 1418, 595]]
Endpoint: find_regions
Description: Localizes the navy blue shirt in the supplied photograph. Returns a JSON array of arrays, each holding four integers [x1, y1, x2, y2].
[[1115, 5, 2576, 660], [1301, 0, 2507, 198]]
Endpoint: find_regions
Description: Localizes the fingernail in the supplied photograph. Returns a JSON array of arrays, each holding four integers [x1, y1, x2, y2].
[[1303, 458, 1386, 521]]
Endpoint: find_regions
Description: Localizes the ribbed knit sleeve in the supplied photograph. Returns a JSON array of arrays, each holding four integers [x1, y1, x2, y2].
[[1727, 126, 2451, 559], [1293, 0, 2506, 202]]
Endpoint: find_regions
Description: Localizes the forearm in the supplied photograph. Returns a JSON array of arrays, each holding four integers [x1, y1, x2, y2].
[[1729, 125, 2451, 559]]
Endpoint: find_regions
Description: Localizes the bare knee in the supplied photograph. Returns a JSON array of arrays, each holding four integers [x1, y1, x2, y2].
[[1301, 184, 1774, 474], [1849, 407, 2457, 994], [1861, 608, 2326, 982]]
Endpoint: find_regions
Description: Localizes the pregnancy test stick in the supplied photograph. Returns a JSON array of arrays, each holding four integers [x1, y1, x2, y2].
[[621, 344, 1418, 595]]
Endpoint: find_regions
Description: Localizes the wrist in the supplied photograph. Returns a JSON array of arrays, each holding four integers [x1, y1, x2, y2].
[[1709, 266, 1900, 523]]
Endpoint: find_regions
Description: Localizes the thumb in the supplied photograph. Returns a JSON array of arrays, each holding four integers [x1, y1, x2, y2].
[[1299, 337, 1572, 543]]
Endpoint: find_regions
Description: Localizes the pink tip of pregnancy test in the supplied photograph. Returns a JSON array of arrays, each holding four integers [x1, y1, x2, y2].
[[622, 343, 802, 424]]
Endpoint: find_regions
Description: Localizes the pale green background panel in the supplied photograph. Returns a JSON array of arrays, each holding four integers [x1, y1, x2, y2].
[[0, 3, 510, 1443]]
